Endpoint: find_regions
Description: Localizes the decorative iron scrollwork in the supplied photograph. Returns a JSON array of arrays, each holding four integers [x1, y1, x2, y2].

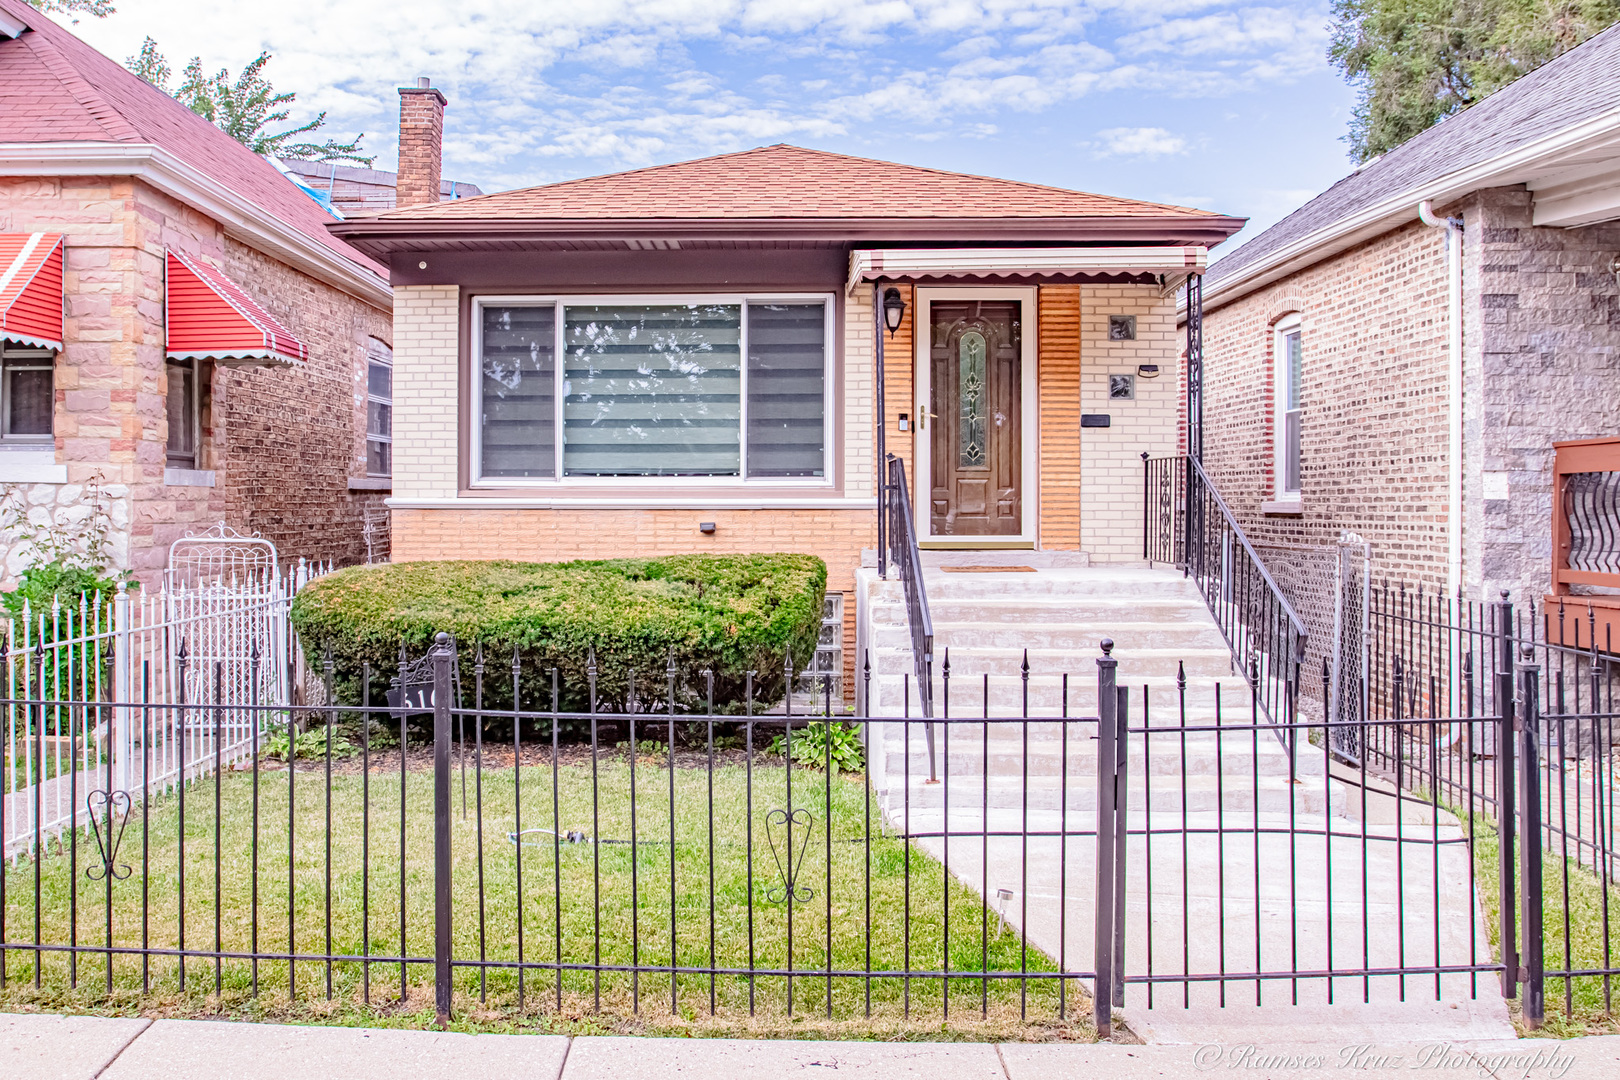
[[763, 807, 813, 904], [86, 790, 133, 881]]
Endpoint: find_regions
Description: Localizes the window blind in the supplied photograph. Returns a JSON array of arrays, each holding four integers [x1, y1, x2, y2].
[[746, 303, 825, 477], [481, 305, 557, 477], [563, 304, 741, 477]]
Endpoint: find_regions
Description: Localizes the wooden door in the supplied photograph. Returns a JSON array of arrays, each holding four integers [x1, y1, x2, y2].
[[929, 300, 1022, 536]]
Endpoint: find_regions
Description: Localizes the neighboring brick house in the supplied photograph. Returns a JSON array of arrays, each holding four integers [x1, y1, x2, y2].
[[0, 0, 419, 582], [1197, 23, 1620, 661], [330, 107, 1244, 693]]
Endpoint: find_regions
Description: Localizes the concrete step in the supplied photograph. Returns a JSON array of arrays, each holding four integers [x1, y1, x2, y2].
[[875, 772, 1346, 817], [873, 622, 1228, 652]]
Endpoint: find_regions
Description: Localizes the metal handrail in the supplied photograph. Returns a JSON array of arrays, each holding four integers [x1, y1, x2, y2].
[[1145, 453, 1307, 730], [885, 454, 934, 719]]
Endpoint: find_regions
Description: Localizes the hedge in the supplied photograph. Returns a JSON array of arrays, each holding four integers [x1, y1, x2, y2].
[[288, 555, 827, 717]]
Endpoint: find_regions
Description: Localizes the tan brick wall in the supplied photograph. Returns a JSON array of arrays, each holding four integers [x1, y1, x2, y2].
[[1080, 284, 1182, 561], [874, 283, 916, 492], [844, 284, 879, 498], [391, 285, 461, 499], [1202, 220, 1452, 589]]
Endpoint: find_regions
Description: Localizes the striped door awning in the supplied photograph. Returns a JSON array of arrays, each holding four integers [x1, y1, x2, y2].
[[0, 233, 65, 350], [165, 249, 309, 366]]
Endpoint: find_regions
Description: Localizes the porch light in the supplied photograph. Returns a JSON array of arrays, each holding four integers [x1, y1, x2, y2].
[[882, 287, 906, 336]]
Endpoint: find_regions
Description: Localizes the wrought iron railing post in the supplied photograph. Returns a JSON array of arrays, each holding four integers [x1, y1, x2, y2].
[[1496, 591, 1518, 1000], [1093, 638, 1119, 1037], [1517, 642, 1544, 1028], [431, 631, 454, 1028], [1111, 679, 1128, 1010]]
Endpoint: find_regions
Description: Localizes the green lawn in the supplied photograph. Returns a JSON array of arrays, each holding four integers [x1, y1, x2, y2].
[[0, 754, 1082, 1035], [1466, 811, 1620, 1036]]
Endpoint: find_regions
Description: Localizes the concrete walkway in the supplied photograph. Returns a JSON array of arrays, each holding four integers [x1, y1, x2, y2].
[[9, 1012, 1616, 1080]]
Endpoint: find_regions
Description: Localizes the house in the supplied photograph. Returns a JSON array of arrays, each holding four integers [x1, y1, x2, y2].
[[329, 109, 1246, 694], [1196, 22, 1620, 665], [279, 159, 483, 218], [0, 0, 419, 582]]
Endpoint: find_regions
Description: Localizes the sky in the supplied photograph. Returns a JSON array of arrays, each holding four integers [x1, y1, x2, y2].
[[62, 0, 1361, 257]]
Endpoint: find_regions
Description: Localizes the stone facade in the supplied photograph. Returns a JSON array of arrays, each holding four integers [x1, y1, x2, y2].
[[1462, 186, 1620, 603], [0, 174, 391, 584], [1201, 182, 1620, 640]]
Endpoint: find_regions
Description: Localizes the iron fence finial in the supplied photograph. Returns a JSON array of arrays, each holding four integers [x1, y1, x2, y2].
[[1100, 638, 1114, 656]]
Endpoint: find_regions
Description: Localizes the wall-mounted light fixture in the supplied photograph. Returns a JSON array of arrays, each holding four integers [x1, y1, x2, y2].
[[883, 287, 906, 337], [1137, 364, 1161, 379]]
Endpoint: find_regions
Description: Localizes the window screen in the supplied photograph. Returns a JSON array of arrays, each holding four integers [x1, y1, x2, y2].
[[562, 304, 741, 477], [481, 305, 557, 477], [746, 303, 825, 477]]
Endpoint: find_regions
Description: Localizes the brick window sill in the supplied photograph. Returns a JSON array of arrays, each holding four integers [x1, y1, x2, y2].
[[1261, 498, 1303, 516]]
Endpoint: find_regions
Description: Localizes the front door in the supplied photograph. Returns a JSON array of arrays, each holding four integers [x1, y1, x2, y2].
[[929, 300, 1022, 536]]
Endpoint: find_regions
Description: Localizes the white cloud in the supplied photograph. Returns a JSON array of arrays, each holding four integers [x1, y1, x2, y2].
[[56, 0, 1336, 191], [1095, 126, 1187, 157]]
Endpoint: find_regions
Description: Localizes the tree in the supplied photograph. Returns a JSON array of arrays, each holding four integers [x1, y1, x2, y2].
[[1329, 0, 1620, 162], [26, 0, 114, 19], [125, 38, 372, 165]]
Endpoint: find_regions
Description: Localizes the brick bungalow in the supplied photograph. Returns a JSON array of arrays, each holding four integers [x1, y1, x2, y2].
[[330, 107, 1245, 689], [0, 1, 466, 582], [1197, 22, 1620, 657]]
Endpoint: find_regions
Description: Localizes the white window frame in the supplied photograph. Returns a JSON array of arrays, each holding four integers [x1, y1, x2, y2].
[[1273, 314, 1303, 498], [1, 345, 55, 444], [365, 337, 393, 478], [469, 293, 837, 488]]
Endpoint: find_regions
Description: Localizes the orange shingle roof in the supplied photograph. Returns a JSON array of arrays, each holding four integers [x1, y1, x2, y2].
[[372, 144, 1220, 222]]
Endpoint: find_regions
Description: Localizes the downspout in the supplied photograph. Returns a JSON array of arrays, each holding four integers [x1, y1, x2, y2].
[[1419, 199, 1464, 745], [1418, 200, 1464, 606]]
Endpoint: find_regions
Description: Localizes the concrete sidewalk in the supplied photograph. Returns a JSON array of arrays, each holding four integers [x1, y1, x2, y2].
[[9, 1012, 1617, 1080]]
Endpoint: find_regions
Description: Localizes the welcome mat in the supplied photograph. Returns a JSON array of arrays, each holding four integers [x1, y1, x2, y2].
[[938, 565, 1037, 573]]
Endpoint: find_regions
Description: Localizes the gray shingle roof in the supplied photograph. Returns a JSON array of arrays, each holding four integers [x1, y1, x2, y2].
[[1207, 21, 1620, 289]]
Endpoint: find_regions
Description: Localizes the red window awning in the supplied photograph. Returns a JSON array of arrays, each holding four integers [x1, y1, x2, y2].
[[0, 233, 65, 351], [165, 250, 308, 366]]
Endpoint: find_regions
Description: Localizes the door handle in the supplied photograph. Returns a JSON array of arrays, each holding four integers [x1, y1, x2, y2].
[[919, 410, 938, 430]]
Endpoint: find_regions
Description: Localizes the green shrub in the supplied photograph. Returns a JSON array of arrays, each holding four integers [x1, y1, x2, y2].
[[289, 555, 827, 717], [768, 721, 864, 774]]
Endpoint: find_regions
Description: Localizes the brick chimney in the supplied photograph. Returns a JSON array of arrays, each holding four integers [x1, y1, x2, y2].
[[396, 76, 447, 209]]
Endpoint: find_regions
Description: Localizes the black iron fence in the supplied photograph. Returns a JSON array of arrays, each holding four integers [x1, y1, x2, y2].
[[1143, 453, 1308, 732], [3, 630, 1615, 1034], [883, 454, 934, 721], [1333, 584, 1620, 1026]]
